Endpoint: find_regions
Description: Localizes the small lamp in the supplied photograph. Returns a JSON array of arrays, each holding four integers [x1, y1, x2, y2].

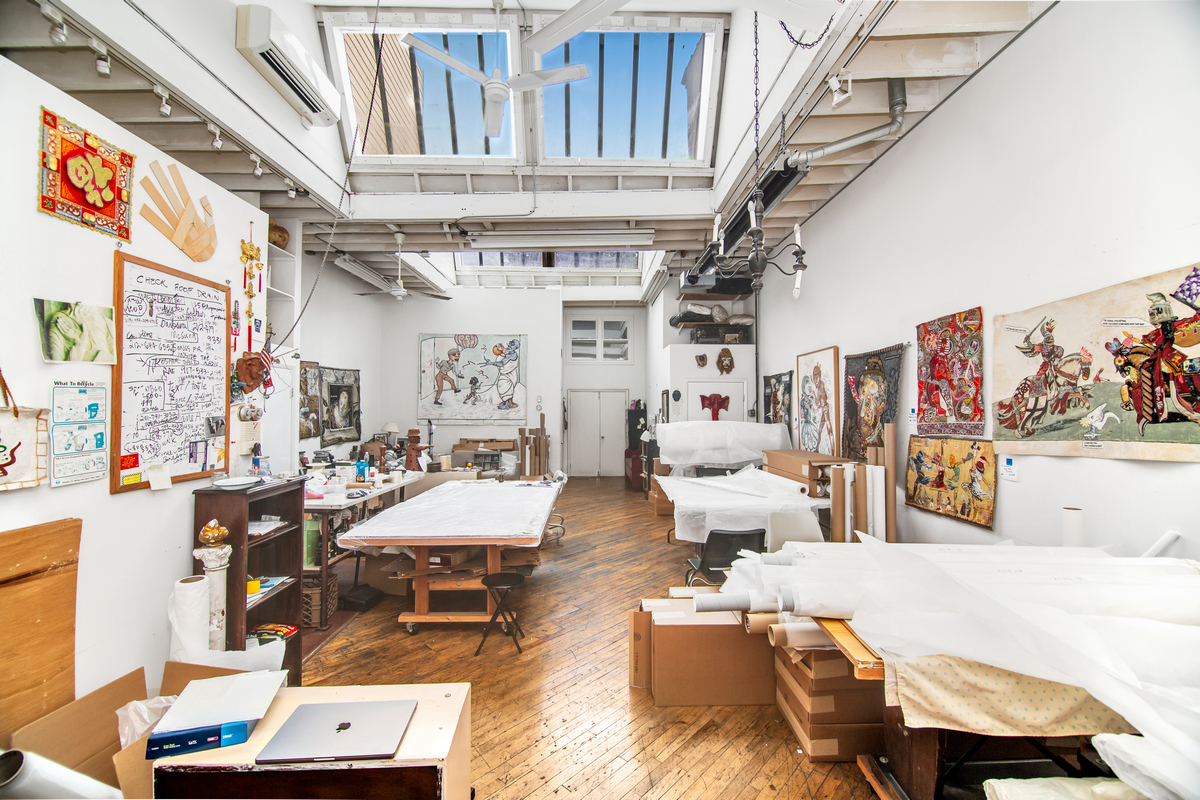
[[382, 422, 400, 445]]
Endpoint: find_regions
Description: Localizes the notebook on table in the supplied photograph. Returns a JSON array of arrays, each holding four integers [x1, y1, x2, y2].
[[254, 700, 418, 764]]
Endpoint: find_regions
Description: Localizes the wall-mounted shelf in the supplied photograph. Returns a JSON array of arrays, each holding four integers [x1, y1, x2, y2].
[[268, 243, 295, 262], [674, 321, 753, 329], [677, 292, 750, 302], [266, 285, 294, 300]]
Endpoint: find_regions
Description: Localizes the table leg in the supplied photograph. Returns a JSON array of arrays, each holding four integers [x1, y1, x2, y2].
[[414, 546, 430, 616], [486, 546, 501, 615], [318, 512, 331, 631]]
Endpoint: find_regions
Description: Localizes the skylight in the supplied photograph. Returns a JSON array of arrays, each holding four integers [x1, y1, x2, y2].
[[458, 251, 640, 268]]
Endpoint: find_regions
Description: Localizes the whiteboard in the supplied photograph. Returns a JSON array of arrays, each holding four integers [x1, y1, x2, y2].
[[111, 252, 230, 493]]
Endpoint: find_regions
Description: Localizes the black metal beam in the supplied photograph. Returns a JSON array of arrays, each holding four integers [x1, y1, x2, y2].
[[563, 41, 572, 158], [408, 45, 426, 155], [629, 33, 640, 158], [372, 33, 395, 154], [597, 34, 605, 157], [660, 33, 675, 159], [442, 33, 459, 155]]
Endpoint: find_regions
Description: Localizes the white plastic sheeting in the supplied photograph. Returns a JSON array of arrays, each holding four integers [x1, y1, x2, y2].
[[984, 777, 1147, 800], [654, 467, 825, 543], [656, 421, 792, 467], [337, 479, 562, 555]]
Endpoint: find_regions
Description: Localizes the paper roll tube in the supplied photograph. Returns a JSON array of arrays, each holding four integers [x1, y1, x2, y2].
[[854, 463, 868, 538], [865, 465, 877, 538], [167, 575, 210, 662], [762, 552, 797, 566], [748, 592, 780, 613], [843, 465, 855, 543], [766, 622, 834, 649], [777, 585, 796, 612], [693, 592, 752, 612], [744, 612, 777, 634], [439, 454, 452, 469], [1063, 508, 1085, 547], [884, 423, 897, 543], [830, 466, 846, 543], [869, 465, 887, 540], [0, 750, 123, 799]]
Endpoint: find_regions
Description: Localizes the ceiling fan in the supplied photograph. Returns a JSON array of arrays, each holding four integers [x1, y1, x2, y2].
[[402, 0, 589, 139]]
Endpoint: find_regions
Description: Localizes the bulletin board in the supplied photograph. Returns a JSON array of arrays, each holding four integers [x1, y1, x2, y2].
[[110, 252, 230, 493]]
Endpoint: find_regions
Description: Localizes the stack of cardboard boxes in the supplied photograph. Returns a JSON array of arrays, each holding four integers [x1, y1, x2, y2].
[[647, 459, 674, 516], [761, 449, 852, 499], [774, 647, 885, 762]]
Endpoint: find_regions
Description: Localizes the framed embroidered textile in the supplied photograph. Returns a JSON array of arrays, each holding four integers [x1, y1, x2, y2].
[[842, 344, 903, 461], [39, 108, 134, 242], [916, 306, 985, 436]]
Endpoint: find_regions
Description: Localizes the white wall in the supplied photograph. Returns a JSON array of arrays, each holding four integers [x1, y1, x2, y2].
[[379, 289, 565, 471], [0, 56, 267, 694], [646, 290, 670, 425], [667, 344, 756, 421], [756, 1, 1200, 557], [562, 307, 647, 394]]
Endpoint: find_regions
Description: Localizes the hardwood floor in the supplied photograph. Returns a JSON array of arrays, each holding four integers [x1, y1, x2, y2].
[[304, 477, 875, 800]]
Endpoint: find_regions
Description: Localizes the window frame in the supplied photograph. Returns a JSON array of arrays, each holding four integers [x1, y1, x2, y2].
[[530, 14, 725, 168], [322, 10, 527, 166], [567, 311, 635, 364]]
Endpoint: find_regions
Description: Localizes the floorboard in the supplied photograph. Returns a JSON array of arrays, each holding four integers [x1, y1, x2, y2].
[[303, 477, 874, 799]]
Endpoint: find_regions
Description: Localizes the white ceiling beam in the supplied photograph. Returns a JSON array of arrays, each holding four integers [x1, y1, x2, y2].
[[349, 189, 714, 222], [871, 1, 1032, 37]]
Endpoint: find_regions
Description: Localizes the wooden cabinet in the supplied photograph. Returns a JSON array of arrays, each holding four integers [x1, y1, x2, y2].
[[192, 476, 306, 684]]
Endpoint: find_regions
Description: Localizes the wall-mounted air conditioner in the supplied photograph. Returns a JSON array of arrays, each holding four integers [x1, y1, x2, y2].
[[236, 5, 340, 127]]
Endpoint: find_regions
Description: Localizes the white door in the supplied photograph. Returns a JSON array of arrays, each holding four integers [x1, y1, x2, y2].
[[567, 390, 628, 476]]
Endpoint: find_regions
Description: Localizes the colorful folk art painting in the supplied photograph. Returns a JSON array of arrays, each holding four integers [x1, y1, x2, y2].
[[992, 263, 1200, 462], [39, 108, 134, 242], [298, 361, 322, 441], [763, 370, 793, 426], [842, 344, 903, 461], [796, 346, 839, 456], [916, 307, 985, 436], [418, 334, 528, 423], [905, 436, 996, 529]]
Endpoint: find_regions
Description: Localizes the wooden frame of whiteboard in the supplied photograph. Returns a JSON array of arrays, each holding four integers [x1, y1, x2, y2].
[[110, 251, 230, 494], [796, 345, 840, 458]]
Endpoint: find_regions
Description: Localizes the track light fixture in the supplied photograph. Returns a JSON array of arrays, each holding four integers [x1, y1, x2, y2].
[[207, 122, 222, 150], [41, 3, 67, 45], [249, 153, 263, 178], [828, 70, 852, 109], [89, 39, 110, 76], [283, 177, 296, 199], [153, 85, 170, 117]]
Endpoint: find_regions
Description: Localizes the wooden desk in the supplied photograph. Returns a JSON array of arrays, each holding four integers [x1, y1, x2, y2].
[[154, 683, 470, 799], [303, 472, 424, 629], [338, 481, 561, 634]]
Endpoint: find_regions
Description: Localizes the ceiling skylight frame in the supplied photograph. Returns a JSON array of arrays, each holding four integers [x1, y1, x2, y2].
[[322, 9, 526, 167], [530, 13, 726, 170]]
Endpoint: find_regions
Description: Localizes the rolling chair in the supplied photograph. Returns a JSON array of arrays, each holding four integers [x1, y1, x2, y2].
[[765, 510, 825, 552], [684, 528, 766, 586]]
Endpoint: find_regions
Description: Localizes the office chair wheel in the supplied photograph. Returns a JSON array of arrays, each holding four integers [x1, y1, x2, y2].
[[405, 622, 419, 635]]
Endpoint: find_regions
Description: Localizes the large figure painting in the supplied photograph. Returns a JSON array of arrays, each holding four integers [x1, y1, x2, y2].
[[842, 344, 903, 461], [916, 306, 985, 436], [993, 263, 1200, 462], [419, 334, 528, 422], [763, 370, 793, 426], [905, 436, 996, 529], [796, 347, 838, 455], [298, 361, 321, 441], [319, 367, 360, 447]]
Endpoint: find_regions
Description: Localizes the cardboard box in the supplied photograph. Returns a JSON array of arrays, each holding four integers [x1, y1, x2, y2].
[[630, 599, 774, 706], [775, 688, 885, 762], [762, 450, 853, 482], [429, 545, 483, 567], [649, 477, 675, 515], [774, 654, 883, 724], [629, 610, 653, 688], [776, 646, 872, 692], [652, 458, 670, 476], [364, 554, 411, 596], [11, 661, 243, 799]]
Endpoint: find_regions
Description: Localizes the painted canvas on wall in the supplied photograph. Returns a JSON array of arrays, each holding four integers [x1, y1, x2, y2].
[[763, 371, 793, 426], [842, 344, 903, 461], [905, 436, 996, 529], [298, 361, 321, 440], [916, 306, 985, 436], [319, 367, 360, 446], [38, 108, 134, 242], [992, 263, 1200, 462], [796, 346, 838, 455], [418, 334, 528, 422]]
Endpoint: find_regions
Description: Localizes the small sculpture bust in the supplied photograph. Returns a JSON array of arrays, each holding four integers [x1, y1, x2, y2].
[[199, 518, 229, 546]]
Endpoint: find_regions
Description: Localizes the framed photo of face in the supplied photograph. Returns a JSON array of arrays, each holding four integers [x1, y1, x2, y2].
[[319, 367, 361, 446], [795, 346, 839, 456]]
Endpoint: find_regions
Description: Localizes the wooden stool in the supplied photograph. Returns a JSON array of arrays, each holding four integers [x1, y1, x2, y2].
[[475, 572, 525, 656]]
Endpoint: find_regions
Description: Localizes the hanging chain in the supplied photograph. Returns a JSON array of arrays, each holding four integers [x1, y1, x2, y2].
[[753, 12, 760, 184], [780, 14, 834, 49]]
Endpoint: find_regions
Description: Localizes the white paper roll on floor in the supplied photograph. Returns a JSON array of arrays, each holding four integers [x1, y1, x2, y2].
[[168, 574, 210, 662], [1063, 507, 1085, 547], [766, 622, 834, 648], [869, 465, 887, 540], [694, 592, 751, 612], [0, 751, 122, 799]]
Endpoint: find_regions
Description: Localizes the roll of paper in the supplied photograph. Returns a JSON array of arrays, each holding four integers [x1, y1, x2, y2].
[[854, 464, 868, 539], [777, 585, 796, 612], [843, 465, 855, 542], [830, 466, 846, 543], [693, 592, 751, 612], [766, 622, 834, 649], [865, 465, 878, 538], [168, 575, 210, 662], [748, 592, 780, 613], [884, 423, 897, 543], [0, 750, 122, 799], [869, 465, 887, 540], [439, 454, 452, 469], [762, 552, 797, 566], [1063, 507, 1085, 547], [744, 612, 777, 634]]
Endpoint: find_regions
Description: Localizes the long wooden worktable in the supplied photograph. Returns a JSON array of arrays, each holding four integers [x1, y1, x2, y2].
[[337, 480, 562, 634]]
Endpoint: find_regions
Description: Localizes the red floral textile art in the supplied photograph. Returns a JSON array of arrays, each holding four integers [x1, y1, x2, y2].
[[916, 306, 985, 436], [39, 108, 135, 242]]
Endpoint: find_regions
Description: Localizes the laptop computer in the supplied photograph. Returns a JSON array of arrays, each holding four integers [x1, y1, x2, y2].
[[254, 700, 418, 764]]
